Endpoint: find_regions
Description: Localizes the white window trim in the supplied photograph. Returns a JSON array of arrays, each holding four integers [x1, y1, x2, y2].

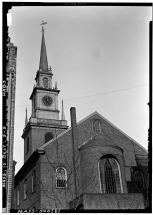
[[56, 167, 67, 188], [98, 161, 103, 193], [98, 157, 123, 194], [115, 159, 123, 193], [23, 180, 27, 200]]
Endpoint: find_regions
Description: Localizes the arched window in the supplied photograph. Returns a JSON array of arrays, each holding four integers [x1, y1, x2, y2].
[[32, 170, 36, 193], [56, 167, 67, 188], [92, 119, 101, 133], [23, 179, 27, 200], [45, 132, 54, 143], [99, 156, 123, 193]]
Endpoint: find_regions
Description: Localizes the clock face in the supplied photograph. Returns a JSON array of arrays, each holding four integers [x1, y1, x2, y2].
[[42, 95, 53, 106]]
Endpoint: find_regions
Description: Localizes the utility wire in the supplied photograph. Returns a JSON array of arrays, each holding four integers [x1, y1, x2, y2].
[[14, 84, 148, 107], [64, 84, 148, 101]]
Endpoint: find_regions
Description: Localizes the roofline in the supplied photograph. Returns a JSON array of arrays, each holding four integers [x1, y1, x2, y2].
[[93, 112, 148, 153], [39, 111, 99, 149], [39, 111, 147, 154]]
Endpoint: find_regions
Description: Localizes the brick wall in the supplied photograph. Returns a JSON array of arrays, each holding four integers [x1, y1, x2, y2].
[[39, 112, 147, 209], [14, 112, 148, 210], [83, 193, 144, 209]]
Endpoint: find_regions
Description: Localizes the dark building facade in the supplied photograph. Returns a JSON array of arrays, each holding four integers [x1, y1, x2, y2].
[[12, 26, 148, 211]]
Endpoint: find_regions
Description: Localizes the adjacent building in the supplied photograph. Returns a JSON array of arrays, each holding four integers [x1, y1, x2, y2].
[[6, 40, 17, 212]]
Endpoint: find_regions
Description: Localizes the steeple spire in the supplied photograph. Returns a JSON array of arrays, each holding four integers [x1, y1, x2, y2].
[[61, 100, 65, 120], [25, 108, 28, 126], [39, 21, 48, 72]]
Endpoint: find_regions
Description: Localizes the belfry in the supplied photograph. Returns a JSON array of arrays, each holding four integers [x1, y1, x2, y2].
[[22, 23, 68, 163]]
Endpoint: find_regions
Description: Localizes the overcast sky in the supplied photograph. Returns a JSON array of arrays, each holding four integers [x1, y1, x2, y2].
[[8, 5, 151, 173]]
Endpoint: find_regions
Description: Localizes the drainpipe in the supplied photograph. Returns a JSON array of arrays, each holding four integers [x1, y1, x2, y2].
[[70, 107, 78, 198]]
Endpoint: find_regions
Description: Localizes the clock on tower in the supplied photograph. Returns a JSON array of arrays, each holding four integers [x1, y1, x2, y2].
[[42, 95, 53, 106]]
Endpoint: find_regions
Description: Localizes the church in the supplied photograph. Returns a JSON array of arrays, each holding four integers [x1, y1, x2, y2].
[[12, 24, 149, 211]]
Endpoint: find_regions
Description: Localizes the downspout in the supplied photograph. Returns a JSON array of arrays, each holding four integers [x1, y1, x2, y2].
[[70, 107, 78, 199]]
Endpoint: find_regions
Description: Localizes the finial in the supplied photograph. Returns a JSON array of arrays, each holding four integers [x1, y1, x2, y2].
[[61, 100, 65, 121], [40, 20, 47, 33], [49, 66, 52, 71], [55, 81, 57, 90], [25, 108, 28, 126]]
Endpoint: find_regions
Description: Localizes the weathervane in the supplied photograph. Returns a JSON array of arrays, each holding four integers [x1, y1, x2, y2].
[[40, 20, 47, 32]]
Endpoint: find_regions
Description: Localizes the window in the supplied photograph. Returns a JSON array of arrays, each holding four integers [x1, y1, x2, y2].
[[26, 137, 29, 153], [45, 132, 54, 143], [56, 167, 67, 188], [17, 187, 19, 206], [43, 77, 48, 88], [99, 156, 123, 193], [32, 170, 36, 193], [92, 119, 101, 133], [9, 47, 17, 59], [23, 179, 27, 200]]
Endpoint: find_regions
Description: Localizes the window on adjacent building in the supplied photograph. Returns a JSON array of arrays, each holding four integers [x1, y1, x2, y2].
[[17, 187, 20, 206], [45, 132, 54, 143], [23, 179, 27, 200], [92, 119, 101, 133], [32, 170, 36, 193], [26, 137, 29, 153], [56, 167, 67, 188], [99, 156, 123, 193]]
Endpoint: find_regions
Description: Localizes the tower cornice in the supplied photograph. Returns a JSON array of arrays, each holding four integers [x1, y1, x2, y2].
[[22, 117, 68, 139], [29, 86, 60, 100]]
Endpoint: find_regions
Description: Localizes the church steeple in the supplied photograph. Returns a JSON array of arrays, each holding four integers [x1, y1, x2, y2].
[[23, 23, 68, 163], [39, 22, 48, 72]]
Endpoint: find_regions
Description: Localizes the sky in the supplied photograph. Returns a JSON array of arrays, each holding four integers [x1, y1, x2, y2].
[[8, 5, 152, 173]]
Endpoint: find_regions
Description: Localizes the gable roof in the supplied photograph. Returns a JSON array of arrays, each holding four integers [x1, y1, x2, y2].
[[39, 111, 147, 155]]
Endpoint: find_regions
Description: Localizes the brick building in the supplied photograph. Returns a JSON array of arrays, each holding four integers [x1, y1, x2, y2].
[[12, 25, 148, 211]]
